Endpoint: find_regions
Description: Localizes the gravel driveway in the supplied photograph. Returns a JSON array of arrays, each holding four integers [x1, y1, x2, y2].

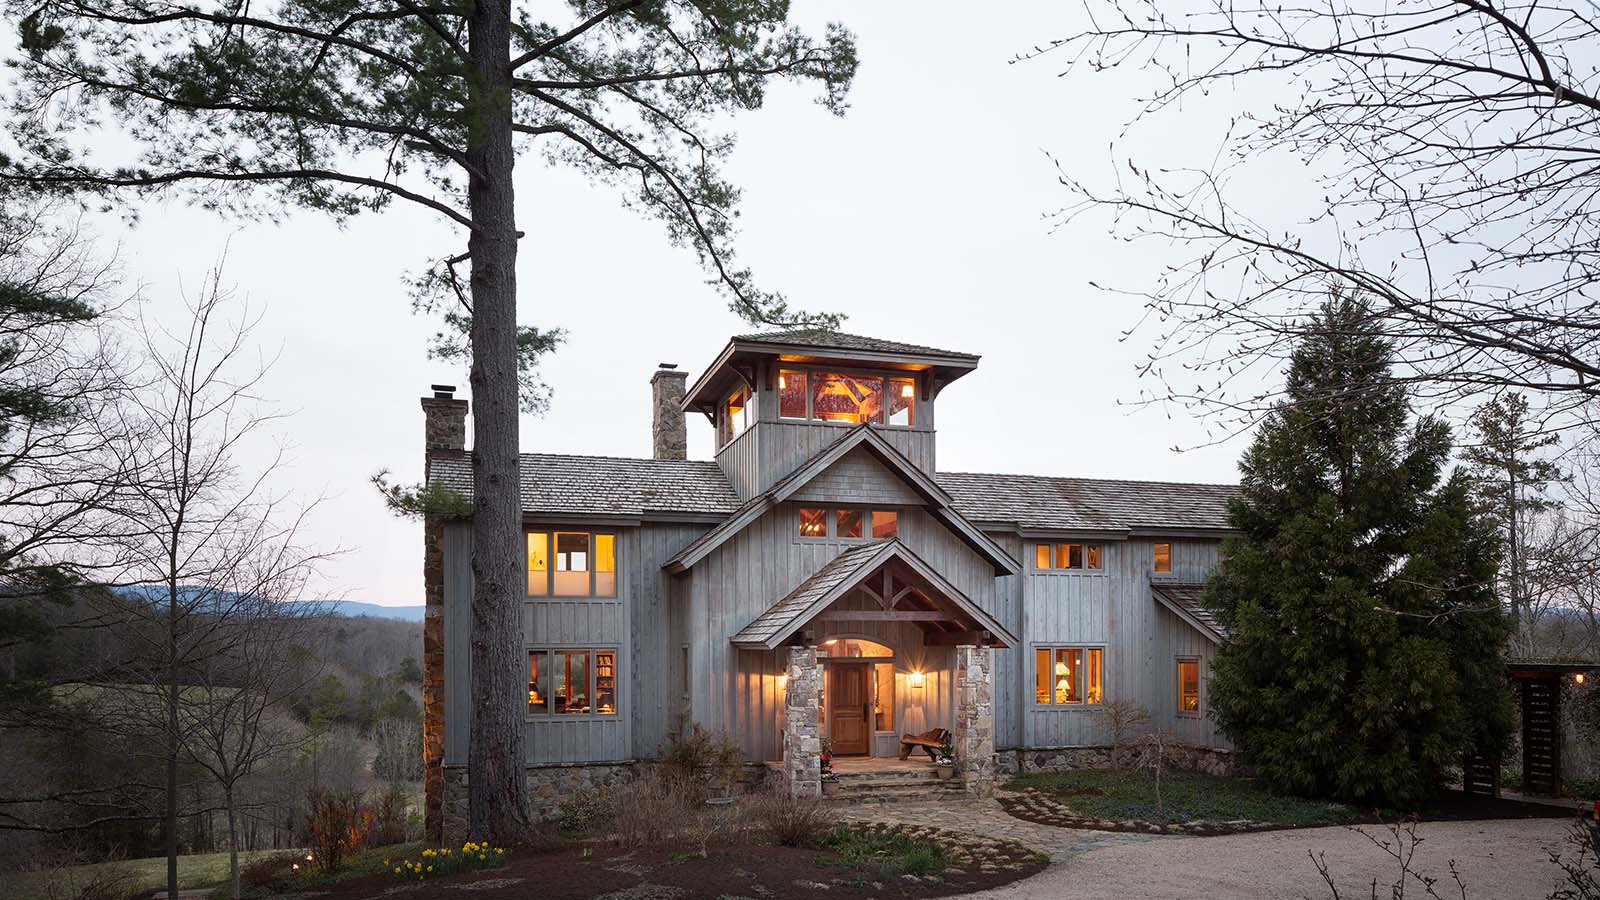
[[963, 817, 1576, 900]]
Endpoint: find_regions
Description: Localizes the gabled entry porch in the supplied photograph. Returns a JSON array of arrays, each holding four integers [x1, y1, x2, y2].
[[730, 540, 1015, 799]]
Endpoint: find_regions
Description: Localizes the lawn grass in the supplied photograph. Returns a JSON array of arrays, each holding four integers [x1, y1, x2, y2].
[[825, 827, 947, 881], [0, 847, 300, 898], [1005, 768, 1360, 826]]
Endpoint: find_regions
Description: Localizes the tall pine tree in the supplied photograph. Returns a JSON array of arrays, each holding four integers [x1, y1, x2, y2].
[[1464, 393, 1566, 654], [1205, 296, 1515, 807]]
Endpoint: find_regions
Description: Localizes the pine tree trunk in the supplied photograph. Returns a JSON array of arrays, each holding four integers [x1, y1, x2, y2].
[[464, 0, 531, 844]]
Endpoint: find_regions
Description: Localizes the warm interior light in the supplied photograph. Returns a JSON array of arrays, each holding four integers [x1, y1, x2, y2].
[[900, 382, 915, 398], [777, 673, 789, 690], [1054, 661, 1068, 676], [910, 670, 925, 688], [823, 638, 838, 645], [778, 374, 786, 389], [1577, 672, 1587, 685], [1056, 678, 1069, 694]]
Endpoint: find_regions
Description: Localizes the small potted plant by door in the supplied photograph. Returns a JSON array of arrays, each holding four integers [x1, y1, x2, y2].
[[819, 738, 839, 794], [934, 739, 956, 780]]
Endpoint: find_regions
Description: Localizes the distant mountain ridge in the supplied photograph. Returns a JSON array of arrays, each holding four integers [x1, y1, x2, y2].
[[114, 585, 424, 622]]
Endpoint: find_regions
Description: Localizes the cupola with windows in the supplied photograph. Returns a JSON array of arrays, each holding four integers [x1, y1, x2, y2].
[[684, 330, 979, 496]]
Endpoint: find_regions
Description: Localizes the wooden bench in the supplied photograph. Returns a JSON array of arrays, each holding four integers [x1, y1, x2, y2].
[[898, 728, 951, 761]]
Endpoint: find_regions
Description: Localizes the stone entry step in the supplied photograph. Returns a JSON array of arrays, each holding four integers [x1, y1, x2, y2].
[[822, 767, 968, 805]]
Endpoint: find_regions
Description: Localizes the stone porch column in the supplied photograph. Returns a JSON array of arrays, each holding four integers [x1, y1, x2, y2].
[[954, 645, 996, 797], [782, 646, 822, 799]]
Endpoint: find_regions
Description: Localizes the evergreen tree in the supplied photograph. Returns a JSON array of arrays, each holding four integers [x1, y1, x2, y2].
[[1205, 295, 1515, 807], [1464, 393, 1566, 650]]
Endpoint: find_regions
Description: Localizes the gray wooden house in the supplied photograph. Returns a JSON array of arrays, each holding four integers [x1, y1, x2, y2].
[[419, 331, 1237, 834]]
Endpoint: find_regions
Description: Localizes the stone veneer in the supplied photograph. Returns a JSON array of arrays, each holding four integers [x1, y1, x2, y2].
[[440, 760, 776, 837], [953, 646, 996, 796], [650, 366, 688, 460], [420, 392, 467, 843], [782, 646, 823, 798], [995, 743, 1249, 778]]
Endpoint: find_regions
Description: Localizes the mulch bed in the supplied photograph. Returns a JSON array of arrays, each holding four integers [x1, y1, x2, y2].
[[267, 827, 1046, 900], [1000, 787, 1580, 836]]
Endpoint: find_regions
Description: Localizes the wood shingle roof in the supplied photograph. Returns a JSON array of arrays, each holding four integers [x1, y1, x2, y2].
[[426, 452, 1238, 531], [1151, 582, 1227, 643], [935, 471, 1237, 533], [730, 329, 977, 360]]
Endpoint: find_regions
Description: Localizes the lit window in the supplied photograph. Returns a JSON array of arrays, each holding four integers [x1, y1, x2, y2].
[[554, 532, 590, 596], [1154, 543, 1172, 573], [528, 530, 616, 597], [1036, 543, 1104, 570], [595, 651, 617, 715], [527, 532, 550, 596], [888, 378, 915, 426], [871, 510, 898, 539], [527, 648, 621, 717], [874, 662, 895, 730], [812, 373, 885, 424], [1178, 659, 1200, 713], [722, 386, 753, 446], [837, 509, 864, 539], [598, 531, 614, 595], [1034, 646, 1104, 705], [778, 370, 807, 419], [799, 507, 827, 537]]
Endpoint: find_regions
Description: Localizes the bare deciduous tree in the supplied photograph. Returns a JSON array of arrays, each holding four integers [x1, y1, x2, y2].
[[98, 271, 332, 900], [1032, 0, 1600, 442]]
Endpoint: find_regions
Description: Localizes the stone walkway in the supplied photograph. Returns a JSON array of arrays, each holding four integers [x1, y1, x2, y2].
[[839, 791, 1163, 859], [842, 794, 1576, 900]]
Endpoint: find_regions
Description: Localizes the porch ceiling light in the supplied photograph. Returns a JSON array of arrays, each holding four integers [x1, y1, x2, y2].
[[910, 670, 924, 689], [1578, 672, 1587, 685]]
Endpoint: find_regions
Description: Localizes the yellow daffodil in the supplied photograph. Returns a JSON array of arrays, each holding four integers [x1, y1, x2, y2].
[[393, 867, 401, 875]]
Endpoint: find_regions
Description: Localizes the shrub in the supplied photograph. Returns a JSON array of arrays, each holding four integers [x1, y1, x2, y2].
[[42, 865, 136, 900], [370, 784, 412, 846], [661, 724, 741, 802], [239, 852, 301, 891], [304, 788, 374, 873], [747, 788, 831, 847], [557, 786, 618, 837], [1093, 700, 1151, 768], [389, 842, 507, 883]]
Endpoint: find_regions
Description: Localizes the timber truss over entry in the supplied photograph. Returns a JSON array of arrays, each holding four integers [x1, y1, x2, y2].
[[731, 539, 1018, 650]]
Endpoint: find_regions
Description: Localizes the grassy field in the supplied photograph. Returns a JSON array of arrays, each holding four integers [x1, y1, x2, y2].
[[1004, 769, 1360, 826], [0, 847, 303, 898]]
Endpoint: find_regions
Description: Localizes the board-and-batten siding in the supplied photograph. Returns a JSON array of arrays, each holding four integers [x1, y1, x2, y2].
[[441, 520, 710, 767], [688, 502, 997, 762], [1007, 536, 1230, 751], [715, 420, 936, 500], [631, 523, 707, 758]]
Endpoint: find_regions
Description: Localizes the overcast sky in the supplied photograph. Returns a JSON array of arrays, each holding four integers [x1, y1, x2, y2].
[[69, 1, 1311, 606]]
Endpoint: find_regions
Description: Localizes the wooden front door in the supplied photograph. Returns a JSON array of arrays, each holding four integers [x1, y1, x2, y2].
[[827, 663, 871, 756]]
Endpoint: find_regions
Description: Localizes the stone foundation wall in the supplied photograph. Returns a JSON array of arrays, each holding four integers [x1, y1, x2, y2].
[[996, 743, 1249, 778], [440, 760, 777, 839]]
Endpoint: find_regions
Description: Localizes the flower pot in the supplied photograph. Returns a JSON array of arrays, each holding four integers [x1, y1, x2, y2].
[[934, 764, 955, 780]]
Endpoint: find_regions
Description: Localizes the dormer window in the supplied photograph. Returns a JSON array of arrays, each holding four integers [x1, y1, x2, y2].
[[721, 386, 753, 446], [778, 368, 916, 427]]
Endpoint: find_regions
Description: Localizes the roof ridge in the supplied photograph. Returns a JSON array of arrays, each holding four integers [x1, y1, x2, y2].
[[938, 470, 1238, 489], [517, 451, 721, 465]]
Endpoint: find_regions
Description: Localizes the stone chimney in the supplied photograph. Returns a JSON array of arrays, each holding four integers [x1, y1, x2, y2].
[[651, 364, 688, 460], [419, 383, 466, 844], [421, 384, 468, 453]]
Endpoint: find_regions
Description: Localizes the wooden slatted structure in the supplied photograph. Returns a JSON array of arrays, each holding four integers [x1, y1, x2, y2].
[[1521, 675, 1561, 797], [1461, 750, 1501, 797]]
